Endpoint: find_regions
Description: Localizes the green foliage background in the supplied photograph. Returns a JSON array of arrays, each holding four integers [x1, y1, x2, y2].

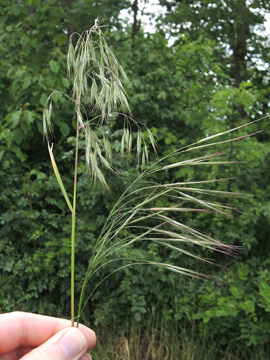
[[1, 0, 270, 358]]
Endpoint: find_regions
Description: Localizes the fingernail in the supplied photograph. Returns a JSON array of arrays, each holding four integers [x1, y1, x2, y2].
[[59, 328, 87, 359], [80, 354, 92, 360]]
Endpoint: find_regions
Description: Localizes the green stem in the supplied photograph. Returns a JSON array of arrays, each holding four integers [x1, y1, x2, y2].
[[71, 117, 79, 327], [71, 211, 75, 327]]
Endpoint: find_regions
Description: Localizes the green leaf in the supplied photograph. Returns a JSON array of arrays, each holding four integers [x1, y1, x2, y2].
[[238, 265, 249, 281], [24, 110, 35, 124], [0, 16, 7, 25], [0, 150, 5, 162], [22, 77, 31, 89], [39, 93, 48, 107], [165, 137, 172, 145], [59, 122, 70, 137], [20, 35, 29, 46], [157, 90, 166, 100], [230, 286, 244, 299], [134, 312, 141, 322], [61, 78, 69, 88], [11, 110, 22, 128], [45, 75, 56, 87], [13, 128, 24, 144], [49, 60, 60, 74]]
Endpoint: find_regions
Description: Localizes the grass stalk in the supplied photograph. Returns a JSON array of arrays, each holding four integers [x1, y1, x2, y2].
[[71, 113, 80, 326], [43, 19, 266, 327], [44, 20, 140, 323], [71, 212, 76, 326]]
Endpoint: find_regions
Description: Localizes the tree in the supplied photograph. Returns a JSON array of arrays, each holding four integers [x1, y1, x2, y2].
[[159, 0, 270, 88]]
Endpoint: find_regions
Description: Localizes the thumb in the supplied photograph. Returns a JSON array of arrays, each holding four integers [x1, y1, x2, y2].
[[21, 327, 96, 360]]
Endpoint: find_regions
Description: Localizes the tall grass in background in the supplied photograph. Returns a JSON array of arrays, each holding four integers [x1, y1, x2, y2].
[[91, 309, 270, 359], [43, 19, 264, 327], [91, 324, 270, 360]]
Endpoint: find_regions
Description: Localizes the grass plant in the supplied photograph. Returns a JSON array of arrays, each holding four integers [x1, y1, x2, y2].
[[43, 19, 265, 327], [90, 309, 270, 359], [90, 321, 268, 360]]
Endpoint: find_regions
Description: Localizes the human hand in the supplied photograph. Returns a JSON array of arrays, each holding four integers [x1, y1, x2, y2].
[[0, 312, 96, 360]]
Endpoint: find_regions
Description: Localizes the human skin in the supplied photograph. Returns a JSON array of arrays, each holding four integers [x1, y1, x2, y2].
[[0, 312, 96, 360]]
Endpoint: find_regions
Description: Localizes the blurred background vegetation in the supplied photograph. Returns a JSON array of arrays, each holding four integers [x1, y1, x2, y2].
[[0, 0, 270, 359]]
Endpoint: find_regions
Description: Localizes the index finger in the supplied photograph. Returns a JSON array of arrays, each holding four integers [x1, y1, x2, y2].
[[0, 312, 95, 354]]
